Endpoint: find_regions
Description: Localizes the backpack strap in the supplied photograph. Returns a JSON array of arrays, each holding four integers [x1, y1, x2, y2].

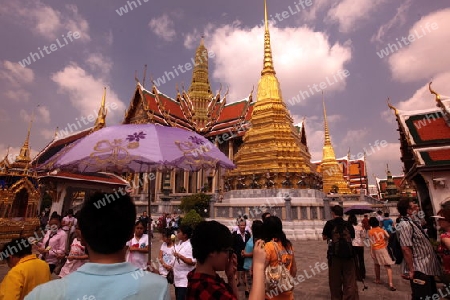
[[271, 241, 283, 263]]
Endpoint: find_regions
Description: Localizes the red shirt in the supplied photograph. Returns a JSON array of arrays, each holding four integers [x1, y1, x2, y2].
[[187, 270, 237, 300]]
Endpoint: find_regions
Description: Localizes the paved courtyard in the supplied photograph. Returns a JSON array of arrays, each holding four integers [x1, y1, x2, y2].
[[1, 238, 417, 299]]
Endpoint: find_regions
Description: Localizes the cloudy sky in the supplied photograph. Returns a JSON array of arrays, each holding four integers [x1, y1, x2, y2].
[[0, 0, 449, 184]]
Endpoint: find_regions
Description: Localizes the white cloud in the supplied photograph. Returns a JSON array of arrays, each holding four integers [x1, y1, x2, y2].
[[51, 62, 126, 126], [37, 106, 51, 124], [86, 53, 113, 74], [149, 14, 176, 42], [365, 142, 403, 178], [371, 0, 412, 43], [299, 0, 330, 23], [0, 1, 90, 41], [0, 60, 34, 102], [326, 0, 387, 33], [20, 106, 50, 124], [206, 24, 351, 103], [0, 109, 9, 122], [340, 129, 369, 149], [0, 60, 34, 84], [4, 90, 31, 102], [388, 9, 450, 82], [40, 128, 57, 140], [184, 23, 217, 50]]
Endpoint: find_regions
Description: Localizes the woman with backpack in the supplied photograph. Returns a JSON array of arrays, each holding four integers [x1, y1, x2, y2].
[[368, 217, 396, 291], [263, 216, 297, 300]]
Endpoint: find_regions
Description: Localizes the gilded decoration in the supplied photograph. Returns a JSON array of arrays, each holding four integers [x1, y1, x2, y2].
[[226, 0, 318, 189]]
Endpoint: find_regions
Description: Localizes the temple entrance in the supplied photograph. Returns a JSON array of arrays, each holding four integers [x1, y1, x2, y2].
[[11, 188, 28, 218]]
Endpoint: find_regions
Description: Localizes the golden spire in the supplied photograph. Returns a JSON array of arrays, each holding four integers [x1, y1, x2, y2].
[[323, 94, 332, 147], [94, 87, 107, 131], [16, 111, 34, 163], [262, 0, 275, 76], [188, 37, 213, 128], [321, 95, 351, 194], [227, 0, 315, 186]]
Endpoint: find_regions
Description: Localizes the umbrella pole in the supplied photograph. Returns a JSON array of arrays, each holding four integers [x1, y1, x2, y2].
[[148, 174, 153, 263]]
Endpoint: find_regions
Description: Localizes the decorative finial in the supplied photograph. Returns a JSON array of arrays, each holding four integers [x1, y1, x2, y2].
[[142, 64, 147, 88], [94, 87, 107, 131], [16, 108, 35, 163], [261, 0, 275, 75], [322, 92, 331, 146], [264, 0, 269, 31], [429, 81, 440, 102], [387, 97, 398, 116], [53, 127, 59, 140]]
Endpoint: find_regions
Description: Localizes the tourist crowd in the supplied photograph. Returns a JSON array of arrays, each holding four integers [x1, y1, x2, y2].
[[322, 199, 450, 300], [2, 194, 450, 300], [0, 193, 296, 300]]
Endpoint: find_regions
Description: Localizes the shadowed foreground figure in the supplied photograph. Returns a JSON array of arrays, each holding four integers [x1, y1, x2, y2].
[[187, 220, 266, 300], [322, 205, 359, 300], [0, 238, 51, 299], [25, 192, 170, 300]]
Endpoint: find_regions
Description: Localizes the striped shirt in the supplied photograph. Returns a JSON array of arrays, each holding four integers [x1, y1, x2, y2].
[[397, 217, 441, 276]]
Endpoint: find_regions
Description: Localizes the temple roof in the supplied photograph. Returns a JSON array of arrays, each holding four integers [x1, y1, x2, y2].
[[40, 171, 128, 186], [391, 83, 450, 170], [33, 128, 92, 166], [123, 82, 254, 137]]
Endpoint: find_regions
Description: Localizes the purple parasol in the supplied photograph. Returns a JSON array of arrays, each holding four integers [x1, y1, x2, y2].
[[39, 123, 235, 173]]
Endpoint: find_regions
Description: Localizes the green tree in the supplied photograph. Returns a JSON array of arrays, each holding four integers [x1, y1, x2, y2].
[[180, 209, 204, 229], [40, 192, 52, 212], [180, 193, 210, 217]]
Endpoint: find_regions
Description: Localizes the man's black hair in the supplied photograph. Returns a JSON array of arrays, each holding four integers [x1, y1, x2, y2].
[[50, 213, 62, 222], [191, 221, 232, 264], [369, 217, 379, 227], [384, 212, 389, 217], [78, 192, 136, 254], [178, 225, 193, 239], [397, 198, 413, 217], [161, 228, 172, 238], [251, 220, 264, 241], [2, 238, 32, 259], [261, 212, 271, 222], [331, 205, 343, 217], [263, 216, 291, 250]]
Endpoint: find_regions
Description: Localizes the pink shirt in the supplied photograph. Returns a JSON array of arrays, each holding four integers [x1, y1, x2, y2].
[[38, 229, 67, 264]]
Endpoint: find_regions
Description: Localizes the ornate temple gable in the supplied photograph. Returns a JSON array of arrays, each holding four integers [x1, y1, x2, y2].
[[9, 177, 38, 196], [0, 151, 11, 175], [123, 84, 154, 125], [388, 99, 416, 173]]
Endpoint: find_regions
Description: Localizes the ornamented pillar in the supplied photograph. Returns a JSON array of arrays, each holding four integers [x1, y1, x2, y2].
[[228, 140, 234, 161], [171, 170, 176, 194], [183, 171, 189, 192]]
